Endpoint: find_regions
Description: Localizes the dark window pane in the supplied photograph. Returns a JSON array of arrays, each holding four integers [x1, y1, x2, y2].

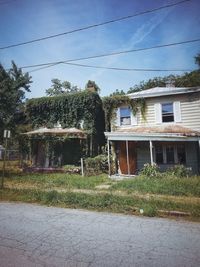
[[155, 145, 163, 164], [162, 103, 174, 122], [166, 146, 174, 163], [177, 145, 186, 164]]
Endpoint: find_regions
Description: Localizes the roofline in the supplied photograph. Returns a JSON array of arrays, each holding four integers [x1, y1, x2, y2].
[[105, 132, 200, 142], [128, 87, 200, 99]]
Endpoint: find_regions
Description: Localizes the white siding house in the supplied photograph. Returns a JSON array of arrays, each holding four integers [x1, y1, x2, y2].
[[105, 87, 200, 176]]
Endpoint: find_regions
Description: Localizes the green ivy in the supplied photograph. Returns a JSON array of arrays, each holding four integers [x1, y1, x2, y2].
[[102, 95, 146, 131]]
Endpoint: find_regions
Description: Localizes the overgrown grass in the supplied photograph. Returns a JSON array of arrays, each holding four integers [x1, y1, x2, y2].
[[5, 173, 109, 190], [111, 175, 200, 197], [0, 188, 199, 218]]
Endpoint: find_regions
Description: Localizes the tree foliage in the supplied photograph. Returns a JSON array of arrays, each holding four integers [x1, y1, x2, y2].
[[46, 78, 80, 96], [128, 53, 200, 93], [109, 89, 126, 96], [0, 61, 32, 132], [85, 80, 100, 93]]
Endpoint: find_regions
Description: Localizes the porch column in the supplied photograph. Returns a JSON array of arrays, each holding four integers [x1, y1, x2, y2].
[[126, 140, 130, 175], [45, 141, 50, 168], [107, 139, 111, 176], [149, 140, 154, 166]]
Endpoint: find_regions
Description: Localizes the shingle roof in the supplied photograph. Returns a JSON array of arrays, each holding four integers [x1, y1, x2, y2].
[[115, 125, 200, 137]]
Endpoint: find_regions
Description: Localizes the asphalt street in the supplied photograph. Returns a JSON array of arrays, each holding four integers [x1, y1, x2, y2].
[[0, 202, 199, 267]]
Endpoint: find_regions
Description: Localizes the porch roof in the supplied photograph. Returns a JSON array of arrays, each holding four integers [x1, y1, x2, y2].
[[23, 127, 87, 139], [105, 125, 200, 142]]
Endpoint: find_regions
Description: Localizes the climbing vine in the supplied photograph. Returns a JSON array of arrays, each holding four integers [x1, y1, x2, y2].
[[102, 95, 146, 131], [25, 91, 105, 155]]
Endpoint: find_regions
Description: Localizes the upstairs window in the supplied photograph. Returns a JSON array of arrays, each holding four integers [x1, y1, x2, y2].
[[162, 103, 174, 122], [120, 107, 131, 125]]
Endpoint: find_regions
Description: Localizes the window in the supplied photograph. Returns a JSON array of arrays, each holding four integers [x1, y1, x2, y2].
[[155, 145, 164, 164], [177, 145, 186, 164], [162, 103, 174, 122], [120, 107, 131, 125], [166, 146, 174, 164], [155, 144, 186, 165]]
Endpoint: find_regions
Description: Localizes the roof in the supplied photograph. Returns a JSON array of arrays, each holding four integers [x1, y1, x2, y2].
[[105, 125, 200, 142], [128, 86, 200, 99], [114, 125, 200, 136], [23, 127, 87, 139]]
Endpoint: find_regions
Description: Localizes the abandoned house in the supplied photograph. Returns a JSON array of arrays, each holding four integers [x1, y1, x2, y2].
[[105, 86, 200, 176]]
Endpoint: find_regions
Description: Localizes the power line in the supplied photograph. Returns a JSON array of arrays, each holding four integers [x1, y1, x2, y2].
[[0, 0, 191, 50], [20, 37, 200, 72], [61, 62, 193, 72]]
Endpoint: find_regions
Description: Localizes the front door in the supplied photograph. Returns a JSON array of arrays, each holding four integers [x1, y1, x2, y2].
[[118, 141, 137, 175]]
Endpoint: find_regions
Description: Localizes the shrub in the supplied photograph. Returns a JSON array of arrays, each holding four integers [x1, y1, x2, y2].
[[140, 163, 160, 177], [85, 154, 108, 175], [166, 165, 192, 178]]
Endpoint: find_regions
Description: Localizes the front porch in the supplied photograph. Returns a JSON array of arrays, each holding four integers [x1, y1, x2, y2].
[[105, 130, 200, 176]]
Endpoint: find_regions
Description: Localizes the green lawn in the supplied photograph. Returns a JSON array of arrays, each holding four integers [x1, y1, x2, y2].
[[5, 173, 109, 190], [110, 175, 200, 197]]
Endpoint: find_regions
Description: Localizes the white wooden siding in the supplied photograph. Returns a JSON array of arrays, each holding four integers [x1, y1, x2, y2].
[[112, 92, 200, 131]]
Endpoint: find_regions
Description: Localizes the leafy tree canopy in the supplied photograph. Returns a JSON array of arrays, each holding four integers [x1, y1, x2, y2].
[[85, 80, 100, 93], [46, 78, 80, 96], [128, 53, 200, 93], [0, 61, 32, 132], [109, 89, 126, 96]]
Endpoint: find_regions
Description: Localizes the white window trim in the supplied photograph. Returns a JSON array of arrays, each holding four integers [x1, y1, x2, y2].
[[155, 101, 182, 124], [117, 106, 138, 127]]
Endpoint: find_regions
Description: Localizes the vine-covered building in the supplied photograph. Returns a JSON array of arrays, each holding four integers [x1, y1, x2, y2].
[[104, 86, 200, 176], [23, 91, 105, 168]]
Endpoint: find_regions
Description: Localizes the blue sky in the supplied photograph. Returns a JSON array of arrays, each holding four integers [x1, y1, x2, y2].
[[0, 0, 200, 98]]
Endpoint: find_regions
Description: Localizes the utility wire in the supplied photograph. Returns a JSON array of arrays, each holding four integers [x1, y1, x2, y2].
[[61, 62, 192, 72], [20, 38, 200, 72], [0, 0, 191, 50]]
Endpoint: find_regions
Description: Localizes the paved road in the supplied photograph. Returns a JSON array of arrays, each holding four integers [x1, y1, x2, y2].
[[0, 203, 200, 267]]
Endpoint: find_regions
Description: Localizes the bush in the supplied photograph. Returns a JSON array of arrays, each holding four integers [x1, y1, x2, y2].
[[85, 154, 108, 175], [166, 165, 192, 178], [140, 163, 160, 177]]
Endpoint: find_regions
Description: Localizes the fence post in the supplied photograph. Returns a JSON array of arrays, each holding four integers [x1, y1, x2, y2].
[[81, 158, 84, 177]]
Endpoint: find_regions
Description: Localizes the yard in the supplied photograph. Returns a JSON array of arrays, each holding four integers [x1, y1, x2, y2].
[[1, 171, 200, 220]]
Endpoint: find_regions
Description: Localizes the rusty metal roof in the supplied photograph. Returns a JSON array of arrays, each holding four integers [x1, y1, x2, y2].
[[23, 127, 87, 139], [115, 125, 200, 137]]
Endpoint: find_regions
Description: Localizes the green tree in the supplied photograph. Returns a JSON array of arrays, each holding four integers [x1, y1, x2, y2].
[[128, 53, 200, 93], [46, 79, 80, 96], [85, 80, 100, 93], [195, 53, 200, 69], [0, 61, 32, 132], [109, 89, 126, 96]]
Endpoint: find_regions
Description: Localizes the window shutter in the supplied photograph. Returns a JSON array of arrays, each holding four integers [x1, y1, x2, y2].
[[154, 103, 162, 124], [116, 108, 120, 126], [174, 101, 181, 122], [131, 112, 137, 126]]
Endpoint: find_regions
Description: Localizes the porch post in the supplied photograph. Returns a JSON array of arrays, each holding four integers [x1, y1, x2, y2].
[[107, 139, 111, 176], [126, 140, 130, 175], [149, 140, 154, 166]]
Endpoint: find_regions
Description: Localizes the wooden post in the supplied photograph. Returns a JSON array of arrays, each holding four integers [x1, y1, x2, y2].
[[1, 138, 8, 189], [81, 158, 84, 177], [149, 140, 154, 166], [126, 140, 130, 175], [107, 139, 111, 176]]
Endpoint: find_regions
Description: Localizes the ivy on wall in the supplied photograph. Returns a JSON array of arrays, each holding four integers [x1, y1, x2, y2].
[[26, 91, 105, 155], [102, 95, 146, 131]]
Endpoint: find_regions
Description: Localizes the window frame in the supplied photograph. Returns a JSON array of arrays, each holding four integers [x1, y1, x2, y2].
[[119, 106, 131, 126], [155, 143, 186, 165], [161, 102, 174, 123]]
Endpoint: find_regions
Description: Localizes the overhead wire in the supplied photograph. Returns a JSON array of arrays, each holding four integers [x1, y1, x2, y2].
[[0, 0, 191, 50], [21, 38, 200, 73]]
